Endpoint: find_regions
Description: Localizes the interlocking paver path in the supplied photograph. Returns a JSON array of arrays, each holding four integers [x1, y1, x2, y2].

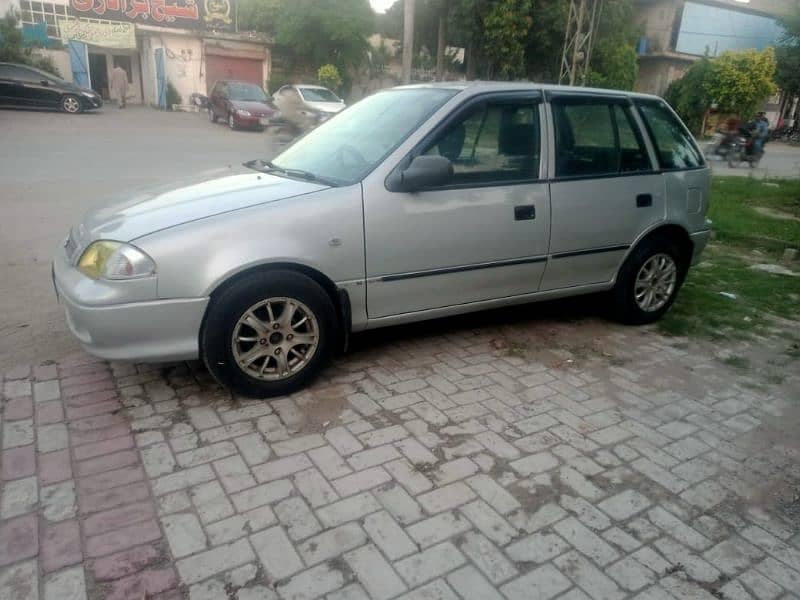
[[1, 315, 799, 600]]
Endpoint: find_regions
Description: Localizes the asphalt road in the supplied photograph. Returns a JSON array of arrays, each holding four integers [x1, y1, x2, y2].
[[0, 106, 289, 369], [1, 105, 799, 369]]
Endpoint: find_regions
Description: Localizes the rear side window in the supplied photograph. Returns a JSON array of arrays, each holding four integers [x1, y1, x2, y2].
[[553, 98, 650, 177], [423, 100, 540, 185], [635, 100, 704, 169]]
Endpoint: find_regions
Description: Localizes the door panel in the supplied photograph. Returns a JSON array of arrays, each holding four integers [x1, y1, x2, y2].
[[542, 175, 664, 290], [541, 95, 665, 290], [365, 97, 550, 318]]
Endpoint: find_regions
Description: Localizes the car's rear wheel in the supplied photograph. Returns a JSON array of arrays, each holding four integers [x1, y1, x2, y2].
[[61, 95, 81, 114], [202, 271, 336, 398], [228, 113, 237, 130], [208, 107, 217, 123], [611, 236, 687, 325]]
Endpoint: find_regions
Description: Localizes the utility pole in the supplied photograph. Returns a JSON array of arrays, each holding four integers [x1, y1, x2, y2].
[[436, 0, 449, 81], [559, 0, 603, 86], [402, 0, 415, 84]]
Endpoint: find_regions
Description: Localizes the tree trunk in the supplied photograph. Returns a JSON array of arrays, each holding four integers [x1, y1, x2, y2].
[[436, 0, 449, 81], [465, 45, 475, 79], [402, 0, 415, 84]]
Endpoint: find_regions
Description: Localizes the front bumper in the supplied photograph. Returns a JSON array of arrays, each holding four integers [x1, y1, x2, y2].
[[690, 226, 712, 264], [53, 252, 207, 362], [80, 95, 103, 110]]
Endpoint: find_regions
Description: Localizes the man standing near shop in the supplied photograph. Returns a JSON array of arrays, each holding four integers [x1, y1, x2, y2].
[[111, 64, 129, 109]]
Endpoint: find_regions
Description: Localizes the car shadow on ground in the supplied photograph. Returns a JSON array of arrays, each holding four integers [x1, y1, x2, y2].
[[348, 293, 614, 355]]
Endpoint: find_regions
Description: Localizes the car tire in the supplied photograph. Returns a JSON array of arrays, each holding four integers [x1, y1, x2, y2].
[[202, 270, 337, 398], [208, 107, 217, 123], [228, 113, 237, 130], [610, 236, 687, 325], [61, 94, 82, 114]]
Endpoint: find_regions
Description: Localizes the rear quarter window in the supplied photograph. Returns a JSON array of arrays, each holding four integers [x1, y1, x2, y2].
[[635, 100, 704, 170]]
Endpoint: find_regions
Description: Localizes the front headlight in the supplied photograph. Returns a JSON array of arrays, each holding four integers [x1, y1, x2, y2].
[[81, 91, 95, 98], [77, 241, 156, 280], [237, 109, 252, 117]]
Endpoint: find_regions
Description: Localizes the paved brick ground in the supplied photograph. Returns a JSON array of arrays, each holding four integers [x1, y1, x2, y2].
[[2, 315, 799, 600]]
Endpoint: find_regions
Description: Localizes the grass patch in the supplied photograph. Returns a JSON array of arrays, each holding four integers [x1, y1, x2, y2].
[[722, 355, 750, 371], [659, 177, 800, 339]]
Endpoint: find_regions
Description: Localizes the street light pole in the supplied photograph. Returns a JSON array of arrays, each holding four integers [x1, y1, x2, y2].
[[403, 0, 415, 84]]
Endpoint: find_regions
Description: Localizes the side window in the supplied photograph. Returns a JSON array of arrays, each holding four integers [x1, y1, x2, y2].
[[0, 65, 14, 79], [553, 101, 617, 177], [614, 104, 651, 172], [636, 100, 703, 169], [13, 67, 41, 83], [423, 101, 540, 185], [554, 99, 652, 177]]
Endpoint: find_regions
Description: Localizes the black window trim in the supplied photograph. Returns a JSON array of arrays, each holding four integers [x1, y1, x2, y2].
[[633, 97, 707, 172], [385, 90, 545, 193], [550, 93, 656, 181]]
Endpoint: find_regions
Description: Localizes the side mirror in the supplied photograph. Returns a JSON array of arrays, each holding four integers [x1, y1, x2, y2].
[[40, 79, 50, 86], [386, 155, 453, 193]]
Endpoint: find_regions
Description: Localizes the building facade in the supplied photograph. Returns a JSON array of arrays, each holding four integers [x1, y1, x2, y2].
[[1, 0, 271, 107], [633, 0, 794, 97]]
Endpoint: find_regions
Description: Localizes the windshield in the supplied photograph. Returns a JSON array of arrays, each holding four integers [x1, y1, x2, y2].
[[228, 82, 268, 102], [299, 87, 341, 103], [271, 87, 459, 186]]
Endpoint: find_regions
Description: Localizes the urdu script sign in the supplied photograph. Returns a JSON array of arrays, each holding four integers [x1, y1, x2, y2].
[[66, 0, 235, 31]]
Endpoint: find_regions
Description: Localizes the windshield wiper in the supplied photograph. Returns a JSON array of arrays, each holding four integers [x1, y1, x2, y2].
[[243, 159, 339, 187]]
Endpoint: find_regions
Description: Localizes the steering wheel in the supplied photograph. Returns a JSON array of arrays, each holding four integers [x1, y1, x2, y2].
[[336, 144, 368, 171]]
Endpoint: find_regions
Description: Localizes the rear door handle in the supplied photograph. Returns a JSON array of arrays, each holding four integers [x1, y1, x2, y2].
[[514, 205, 536, 220], [636, 194, 653, 207]]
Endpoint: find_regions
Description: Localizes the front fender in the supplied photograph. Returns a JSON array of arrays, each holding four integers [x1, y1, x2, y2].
[[134, 184, 365, 300]]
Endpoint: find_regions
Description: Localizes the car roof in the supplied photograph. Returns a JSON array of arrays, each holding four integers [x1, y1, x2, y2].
[[217, 80, 262, 86], [394, 80, 662, 101]]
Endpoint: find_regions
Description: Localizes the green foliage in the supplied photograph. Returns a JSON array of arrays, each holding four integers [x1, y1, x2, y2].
[[665, 48, 777, 133], [707, 48, 777, 118], [240, 0, 372, 73], [166, 80, 182, 107], [483, 0, 532, 79], [317, 64, 342, 91], [0, 9, 60, 77], [664, 58, 714, 134], [775, 5, 800, 99], [587, 0, 639, 90]]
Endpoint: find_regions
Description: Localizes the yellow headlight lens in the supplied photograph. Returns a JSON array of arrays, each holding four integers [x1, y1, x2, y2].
[[77, 241, 121, 279]]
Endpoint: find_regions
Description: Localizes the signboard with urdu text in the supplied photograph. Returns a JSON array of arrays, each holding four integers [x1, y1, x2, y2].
[[58, 18, 137, 48], [66, 0, 235, 31]]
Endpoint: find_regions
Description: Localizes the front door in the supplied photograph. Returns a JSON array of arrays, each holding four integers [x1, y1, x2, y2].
[[14, 66, 61, 108], [542, 93, 665, 290], [364, 94, 551, 319]]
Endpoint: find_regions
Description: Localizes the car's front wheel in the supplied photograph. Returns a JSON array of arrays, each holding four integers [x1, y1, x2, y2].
[[202, 271, 336, 398], [228, 113, 237, 130], [611, 236, 687, 325], [61, 94, 81, 114]]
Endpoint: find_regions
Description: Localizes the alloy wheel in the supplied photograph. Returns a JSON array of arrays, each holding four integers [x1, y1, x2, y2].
[[231, 297, 319, 381], [62, 96, 80, 113], [634, 253, 677, 312]]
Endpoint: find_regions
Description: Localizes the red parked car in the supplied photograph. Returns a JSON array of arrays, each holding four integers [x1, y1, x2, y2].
[[208, 80, 281, 130]]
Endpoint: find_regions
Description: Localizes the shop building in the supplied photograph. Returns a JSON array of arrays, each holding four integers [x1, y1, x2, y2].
[[2, 0, 271, 107]]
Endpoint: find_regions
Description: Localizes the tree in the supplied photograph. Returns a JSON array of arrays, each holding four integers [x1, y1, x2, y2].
[[483, 0, 532, 79], [238, 0, 373, 72], [665, 48, 777, 134], [775, 5, 800, 118], [0, 9, 60, 76], [318, 64, 343, 91], [706, 48, 777, 118], [587, 0, 639, 90]]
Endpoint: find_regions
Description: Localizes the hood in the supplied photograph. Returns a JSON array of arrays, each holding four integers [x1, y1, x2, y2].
[[73, 167, 326, 245], [305, 100, 346, 114], [230, 100, 277, 115]]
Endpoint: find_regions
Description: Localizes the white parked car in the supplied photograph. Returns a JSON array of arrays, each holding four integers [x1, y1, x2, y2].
[[272, 84, 345, 130], [54, 82, 711, 398]]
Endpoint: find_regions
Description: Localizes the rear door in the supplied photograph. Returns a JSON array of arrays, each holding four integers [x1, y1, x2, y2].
[[542, 93, 664, 290], [15, 67, 61, 108]]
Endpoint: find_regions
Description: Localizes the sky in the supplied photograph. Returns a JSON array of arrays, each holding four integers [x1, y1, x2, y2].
[[370, 0, 396, 13]]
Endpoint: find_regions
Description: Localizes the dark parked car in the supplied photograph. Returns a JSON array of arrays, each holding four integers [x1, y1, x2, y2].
[[0, 62, 102, 113], [208, 80, 281, 130]]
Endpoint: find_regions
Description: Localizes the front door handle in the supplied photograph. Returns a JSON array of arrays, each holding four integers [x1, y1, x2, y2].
[[514, 204, 536, 220], [636, 194, 653, 207]]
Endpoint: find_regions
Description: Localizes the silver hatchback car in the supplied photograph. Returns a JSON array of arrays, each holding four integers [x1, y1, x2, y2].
[[54, 82, 711, 397]]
